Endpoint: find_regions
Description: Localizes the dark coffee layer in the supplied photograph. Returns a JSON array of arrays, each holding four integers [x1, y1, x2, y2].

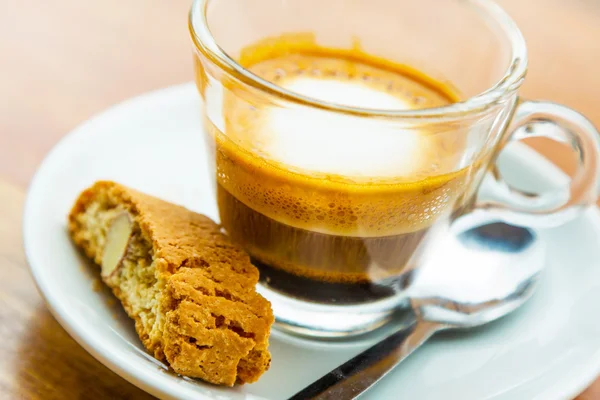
[[218, 183, 435, 284], [255, 260, 415, 305]]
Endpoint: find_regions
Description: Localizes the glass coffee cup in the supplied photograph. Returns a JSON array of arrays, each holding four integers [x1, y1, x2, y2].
[[189, 0, 600, 337]]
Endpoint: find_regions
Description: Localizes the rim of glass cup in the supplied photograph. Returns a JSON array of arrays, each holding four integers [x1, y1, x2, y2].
[[189, 0, 528, 119]]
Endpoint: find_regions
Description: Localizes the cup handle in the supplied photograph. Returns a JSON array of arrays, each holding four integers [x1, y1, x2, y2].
[[477, 100, 600, 228]]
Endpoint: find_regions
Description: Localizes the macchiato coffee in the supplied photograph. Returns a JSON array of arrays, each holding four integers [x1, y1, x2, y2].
[[200, 34, 479, 303], [191, 0, 600, 337]]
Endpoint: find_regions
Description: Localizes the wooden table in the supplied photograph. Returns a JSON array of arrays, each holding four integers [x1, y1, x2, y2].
[[1, 0, 599, 398]]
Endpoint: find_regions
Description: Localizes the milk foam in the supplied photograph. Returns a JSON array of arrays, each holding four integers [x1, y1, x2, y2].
[[284, 78, 412, 110], [261, 77, 428, 177]]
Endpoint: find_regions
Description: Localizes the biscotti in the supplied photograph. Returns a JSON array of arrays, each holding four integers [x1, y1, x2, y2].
[[68, 181, 273, 386]]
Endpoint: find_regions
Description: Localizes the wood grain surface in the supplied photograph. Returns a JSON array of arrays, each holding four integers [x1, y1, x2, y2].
[[1, 0, 599, 398]]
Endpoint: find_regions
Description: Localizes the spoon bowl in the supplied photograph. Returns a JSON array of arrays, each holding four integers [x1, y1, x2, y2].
[[289, 213, 544, 400], [412, 214, 542, 328]]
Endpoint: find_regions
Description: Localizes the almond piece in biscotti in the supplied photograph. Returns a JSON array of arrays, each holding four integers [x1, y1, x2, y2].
[[101, 212, 133, 279]]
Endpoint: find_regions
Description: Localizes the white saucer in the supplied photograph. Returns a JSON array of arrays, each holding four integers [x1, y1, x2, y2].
[[23, 83, 600, 400]]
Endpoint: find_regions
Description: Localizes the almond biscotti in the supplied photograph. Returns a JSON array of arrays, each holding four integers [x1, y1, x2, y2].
[[68, 181, 273, 386]]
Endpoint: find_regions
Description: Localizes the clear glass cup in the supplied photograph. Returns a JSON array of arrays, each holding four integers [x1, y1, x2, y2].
[[189, 0, 600, 337]]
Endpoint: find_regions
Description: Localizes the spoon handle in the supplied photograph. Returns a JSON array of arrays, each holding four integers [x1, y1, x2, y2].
[[288, 320, 440, 400]]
